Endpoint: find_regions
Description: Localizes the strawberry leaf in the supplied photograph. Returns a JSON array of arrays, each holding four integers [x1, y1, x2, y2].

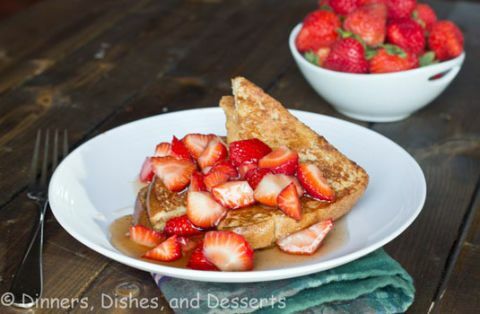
[[383, 44, 407, 58], [365, 47, 378, 60], [419, 51, 437, 67], [304, 51, 318, 65]]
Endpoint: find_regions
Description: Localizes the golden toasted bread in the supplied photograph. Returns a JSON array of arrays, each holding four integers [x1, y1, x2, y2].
[[217, 77, 368, 249], [143, 178, 186, 230]]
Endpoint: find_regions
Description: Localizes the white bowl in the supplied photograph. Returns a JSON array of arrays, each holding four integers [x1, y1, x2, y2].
[[289, 24, 465, 122]]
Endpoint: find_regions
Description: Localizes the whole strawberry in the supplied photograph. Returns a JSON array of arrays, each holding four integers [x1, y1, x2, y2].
[[323, 38, 368, 73], [413, 3, 437, 30], [387, 18, 425, 54], [296, 10, 341, 53], [369, 45, 419, 73], [387, 0, 416, 19], [344, 3, 387, 47], [329, 0, 359, 15], [428, 21, 464, 61]]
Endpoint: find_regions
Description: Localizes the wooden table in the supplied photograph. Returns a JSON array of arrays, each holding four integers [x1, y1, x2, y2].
[[0, 0, 478, 313]]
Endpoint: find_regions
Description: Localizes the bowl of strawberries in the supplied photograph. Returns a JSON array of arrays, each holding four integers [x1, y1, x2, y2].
[[289, 0, 465, 122]]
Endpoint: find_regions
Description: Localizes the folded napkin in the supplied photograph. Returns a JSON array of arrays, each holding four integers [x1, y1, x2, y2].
[[152, 249, 414, 314]]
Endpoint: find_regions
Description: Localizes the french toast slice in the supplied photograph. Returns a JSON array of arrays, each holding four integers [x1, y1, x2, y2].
[[217, 77, 369, 249]]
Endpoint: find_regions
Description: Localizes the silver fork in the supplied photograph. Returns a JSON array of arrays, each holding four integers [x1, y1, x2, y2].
[[9, 129, 68, 308]]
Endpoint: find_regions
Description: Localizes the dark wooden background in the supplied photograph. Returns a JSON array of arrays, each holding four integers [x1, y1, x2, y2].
[[0, 0, 478, 313]]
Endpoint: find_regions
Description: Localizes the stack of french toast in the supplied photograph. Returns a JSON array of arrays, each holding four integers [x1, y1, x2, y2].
[[132, 77, 368, 257]]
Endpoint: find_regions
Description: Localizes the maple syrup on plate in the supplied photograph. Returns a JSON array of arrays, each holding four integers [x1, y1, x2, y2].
[[109, 214, 348, 270]]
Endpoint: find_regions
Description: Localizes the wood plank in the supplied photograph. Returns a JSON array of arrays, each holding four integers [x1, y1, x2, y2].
[[83, 0, 319, 136], [0, 0, 240, 207], [0, 194, 110, 314], [0, 0, 150, 94], [434, 245, 480, 314], [433, 186, 480, 313], [70, 263, 172, 314]]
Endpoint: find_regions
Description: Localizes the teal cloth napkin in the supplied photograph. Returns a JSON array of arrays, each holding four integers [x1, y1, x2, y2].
[[152, 249, 414, 313]]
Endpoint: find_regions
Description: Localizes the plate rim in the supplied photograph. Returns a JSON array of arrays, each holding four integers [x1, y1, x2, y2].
[[49, 107, 426, 282]]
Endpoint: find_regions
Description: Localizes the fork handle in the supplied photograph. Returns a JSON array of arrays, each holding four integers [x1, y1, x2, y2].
[[9, 201, 47, 308]]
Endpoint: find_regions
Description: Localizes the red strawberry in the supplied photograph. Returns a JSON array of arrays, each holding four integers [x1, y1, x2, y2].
[[387, 0, 416, 19], [369, 45, 418, 73], [316, 47, 331, 66], [164, 215, 203, 237], [151, 156, 196, 192], [203, 231, 254, 271], [171, 136, 192, 160], [344, 3, 387, 47], [358, 0, 386, 5], [129, 225, 165, 247], [187, 191, 227, 228], [329, 0, 359, 15], [212, 181, 255, 209], [429, 21, 464, 61], [190, 171, 206, 192], [297, 163, 336, 201], [413, 3, 437, 30], [254, 173, 304, 207], [245, 167, 271, 189], [198, 138, 227, 170], [277, 183, 302, 220], [139, 157, 154, 183], [258, 146, 299, 175], [229, 139, 272, 167], [187, 243, 219, 271], [323, 38, 368, 73], [154, 142, 172, 157], [182, 133, 215, 159], [178, 236, 200, 253], [387, 18, 425, 54], [209, 160, 238, 179], [296, 10, 341, 53], [142, 235, 182, 262], [204, 170, 230, 191], [277, 220, 334, 255], [238, 161, 258, 179]]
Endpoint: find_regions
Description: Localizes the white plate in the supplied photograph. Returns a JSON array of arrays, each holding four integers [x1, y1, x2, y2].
[[49, 108, 426, 283]]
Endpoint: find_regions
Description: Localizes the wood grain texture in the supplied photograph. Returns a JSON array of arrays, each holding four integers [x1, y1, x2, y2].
[[0, 0, 231, 207]]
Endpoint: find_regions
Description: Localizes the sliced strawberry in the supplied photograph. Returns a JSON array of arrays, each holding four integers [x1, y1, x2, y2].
[[190, 171, 206, 192], [237, 161, 258, 179], [129, 225, 165, 247], [277, 220, 334, 255], [187, 191, 227, 228], [182, 133, 216, 159], [203, 231, 254, 271], [297, 163, 336, 202], [142, 235, 182, 261], [203, 170, 230, 191], [245, 167, 271, 189], [254, 173, 304, 207], [258, 146, 299, 175], [178, 236, 201, 253], [209, 160, 238, 179], [277, 183, 302, 220], [212, 181, 255, 209], [139, 157, 154, 183], [151, 156, 196, 192], [164, 215, 203, 237], [154, 142, 172, 157], [187, 242, 219, 271], [171, 136, 192, 160], [198, 138, 227, 170], [229, 139, 272, 166]]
